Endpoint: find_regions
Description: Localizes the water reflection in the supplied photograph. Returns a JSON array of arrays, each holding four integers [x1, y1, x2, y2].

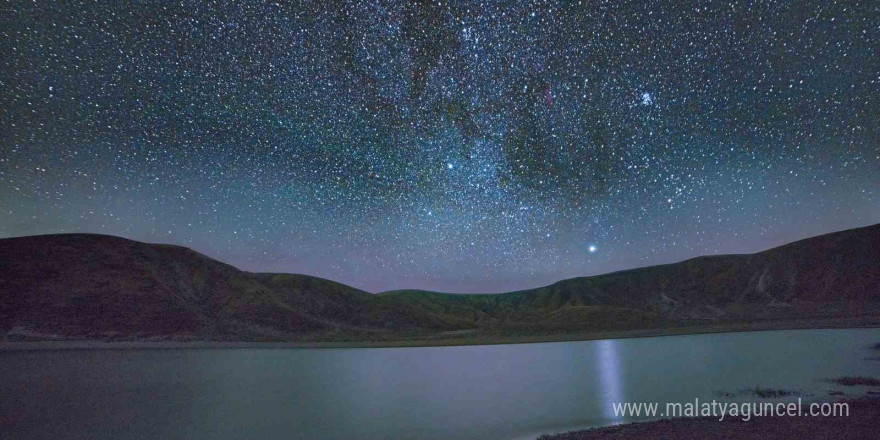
[[596, 339, 623, 419], [1, 329, 878, 440]]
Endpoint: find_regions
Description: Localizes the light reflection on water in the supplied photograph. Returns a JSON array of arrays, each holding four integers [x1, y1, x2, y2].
[[1, 328, 878, 440], [596, 339, 622, 420]]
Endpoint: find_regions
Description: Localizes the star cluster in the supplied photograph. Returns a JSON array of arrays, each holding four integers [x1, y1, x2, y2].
[[2, 0, 878, 292]]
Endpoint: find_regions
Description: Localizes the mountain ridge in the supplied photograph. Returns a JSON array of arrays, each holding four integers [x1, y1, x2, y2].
[[1, 224, 878, 342]]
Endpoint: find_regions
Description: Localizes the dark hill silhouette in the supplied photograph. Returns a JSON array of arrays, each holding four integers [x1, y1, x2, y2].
[[1, 224, 878, 341]]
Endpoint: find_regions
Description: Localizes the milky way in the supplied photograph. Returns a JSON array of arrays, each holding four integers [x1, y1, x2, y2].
[[2, 1, 878, 293]]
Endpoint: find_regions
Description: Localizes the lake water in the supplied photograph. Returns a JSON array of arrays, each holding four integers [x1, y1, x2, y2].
[[2, 329, 878, 440]]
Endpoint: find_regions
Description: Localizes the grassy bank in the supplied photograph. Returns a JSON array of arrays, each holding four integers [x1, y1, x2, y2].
[[2, 316, 878, 350]]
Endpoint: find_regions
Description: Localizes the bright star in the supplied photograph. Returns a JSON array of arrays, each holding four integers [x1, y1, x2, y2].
[[588, 245, 598, 253], [447, 163, 454, 170]]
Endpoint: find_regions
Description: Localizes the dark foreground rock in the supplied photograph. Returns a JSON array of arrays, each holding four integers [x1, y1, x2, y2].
[[538, 398, 880, 440]]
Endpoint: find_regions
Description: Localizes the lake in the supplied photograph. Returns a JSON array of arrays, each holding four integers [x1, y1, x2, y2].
[[2, 329, 878, 440]]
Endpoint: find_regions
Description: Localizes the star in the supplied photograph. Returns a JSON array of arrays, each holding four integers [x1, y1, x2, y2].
[[1, 0, 873, 293]]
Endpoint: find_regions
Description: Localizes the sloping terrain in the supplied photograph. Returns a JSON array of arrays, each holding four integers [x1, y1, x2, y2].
[[0, 234, 340, 339], [380, 222, 880, 329], [1, 224, 878, 341]]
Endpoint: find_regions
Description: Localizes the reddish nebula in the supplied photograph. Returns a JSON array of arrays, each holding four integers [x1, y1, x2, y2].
[[544, 84, 553, 108]]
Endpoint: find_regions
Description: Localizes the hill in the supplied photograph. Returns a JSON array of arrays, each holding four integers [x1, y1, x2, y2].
[[1, 224, 878, 342]]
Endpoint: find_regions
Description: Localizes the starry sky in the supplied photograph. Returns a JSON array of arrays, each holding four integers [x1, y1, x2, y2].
[[2, 0, 878, 293]]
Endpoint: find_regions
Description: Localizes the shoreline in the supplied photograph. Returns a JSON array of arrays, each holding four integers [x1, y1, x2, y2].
[[2, 318, 878, 351], [536, 397, 880, 440]]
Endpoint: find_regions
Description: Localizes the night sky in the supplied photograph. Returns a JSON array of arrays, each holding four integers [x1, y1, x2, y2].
[[2, 1, 878, 293]]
